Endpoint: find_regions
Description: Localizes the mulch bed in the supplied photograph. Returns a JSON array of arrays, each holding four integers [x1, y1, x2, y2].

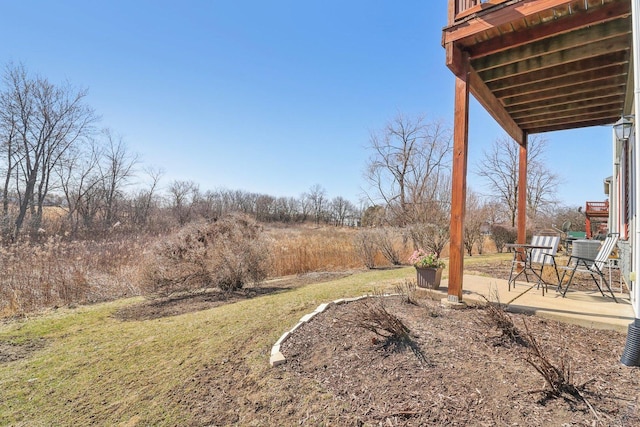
[[280, 296, 640, 426]]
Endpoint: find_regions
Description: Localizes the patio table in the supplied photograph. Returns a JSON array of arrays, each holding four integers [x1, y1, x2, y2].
[[505, 243, 553, 296]]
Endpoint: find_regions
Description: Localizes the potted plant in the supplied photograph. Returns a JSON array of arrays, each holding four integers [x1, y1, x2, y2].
[[409, 249, 445, 289]]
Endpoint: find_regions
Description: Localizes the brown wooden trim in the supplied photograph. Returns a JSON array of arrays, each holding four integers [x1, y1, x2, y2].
[[448, 0, 456, 26], [444, 0, 578, 45], [445, 42, 466, 78], [448, 53, 470, 303], [468, 69, 523, 142]]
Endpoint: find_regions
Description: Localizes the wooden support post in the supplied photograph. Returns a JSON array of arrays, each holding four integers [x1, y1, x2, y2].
[[517, 133, 528, 248], [448, 49, 470, 303]]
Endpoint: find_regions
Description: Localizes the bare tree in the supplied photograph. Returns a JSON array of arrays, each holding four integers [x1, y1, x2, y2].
[[99, 129, 138, 227], [129, 167, 163, 227], [361, 205, 386, 227], [364, 113, 452, 226], [0, 63, 97, 238], [475, 134, 560, 227], [56, 138, 103, 233], [255, 194, 275, 222], [464, 191, 487, 256], [305, 184, 327, 225], [273, 196, 300, 222], [0, 81, 20, 237], [167, 180, 200, 225], [329, 196, 355, 226]]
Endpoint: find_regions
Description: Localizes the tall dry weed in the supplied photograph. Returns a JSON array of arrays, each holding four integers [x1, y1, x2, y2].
[[0, 235, 145, 317], [268, 226, 384, 275]]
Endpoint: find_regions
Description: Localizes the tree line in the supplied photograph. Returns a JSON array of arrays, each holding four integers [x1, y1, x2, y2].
[[0, 63, 362, 241]]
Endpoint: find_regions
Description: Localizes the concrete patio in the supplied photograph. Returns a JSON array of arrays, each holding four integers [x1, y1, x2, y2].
[[421, 274, 635, 333]]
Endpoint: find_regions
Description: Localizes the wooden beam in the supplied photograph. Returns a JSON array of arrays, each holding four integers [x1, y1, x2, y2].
[[502, 79, 626, 108], [445, 42, 466, 77], [528, 117, 618, 134], [479, 34, 631, 83], [510, 95, 623, 119], [519, 109, 621, 129], [517, 134, 528, 246], [508, 88, 625, 114], [515, 103, 622, 126], [468, 68, 523, 142], [448, 52, 470, 303], [490, 60, 628, 97], [466, 1, 631, 58], [444, 0, 580, 45], [455, 0, 511, 21], [448, 0, 456, 26]]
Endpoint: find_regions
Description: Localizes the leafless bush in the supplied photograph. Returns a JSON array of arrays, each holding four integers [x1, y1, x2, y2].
[[140, 213, 269, 296], [520, 322, 599, 419], [521, 321, 581, 399], [350, 298, 411, 342], [407, 222, 449, 258], [479, 300, 528, 347], [478, 297, 592, 413], [394, 279, 418, 305], [353, 229, 378, 269], [374, 227, 402, 265], [348, 297, 428, 365]]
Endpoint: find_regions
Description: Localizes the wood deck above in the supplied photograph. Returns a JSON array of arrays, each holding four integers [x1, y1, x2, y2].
[[444, 0, 632, 138]]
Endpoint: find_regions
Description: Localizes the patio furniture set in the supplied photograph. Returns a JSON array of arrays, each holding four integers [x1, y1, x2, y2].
[[506, 234, 620, 303]]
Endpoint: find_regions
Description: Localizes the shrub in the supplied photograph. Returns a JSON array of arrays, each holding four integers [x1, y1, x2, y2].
[[407, 222, 449, 258], [350, 298, 411, 342], [374, 227, 402, 265], [394, 279, 418, 305], [353, 229, 378, 269], [140, 213, 269, 296], [490, 225, 517, 253]]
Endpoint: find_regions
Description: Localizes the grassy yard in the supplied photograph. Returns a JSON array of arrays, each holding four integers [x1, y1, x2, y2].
[[1, 266, 419, 426]]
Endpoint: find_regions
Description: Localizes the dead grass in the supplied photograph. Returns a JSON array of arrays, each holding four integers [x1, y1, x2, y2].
[[266, 225, 407, 276], [0, 235, 145, 317]]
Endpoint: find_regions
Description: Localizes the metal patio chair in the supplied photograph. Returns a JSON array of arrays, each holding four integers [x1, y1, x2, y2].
[[508, 234, 560, 294], [557, 233, 619, 302], [529, 234, 561, 286]]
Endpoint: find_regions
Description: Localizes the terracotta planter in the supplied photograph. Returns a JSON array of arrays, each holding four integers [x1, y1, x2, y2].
[[415, 267, 443, 290]]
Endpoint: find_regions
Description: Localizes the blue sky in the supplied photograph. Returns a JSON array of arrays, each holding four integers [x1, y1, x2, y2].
[[0, 1, 613, 208]]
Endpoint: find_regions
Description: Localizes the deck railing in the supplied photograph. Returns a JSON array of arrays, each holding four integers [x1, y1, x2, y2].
[[456, 0, 481, 14], [586, 201, 609, 216], [450, 0, 511, 24]]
